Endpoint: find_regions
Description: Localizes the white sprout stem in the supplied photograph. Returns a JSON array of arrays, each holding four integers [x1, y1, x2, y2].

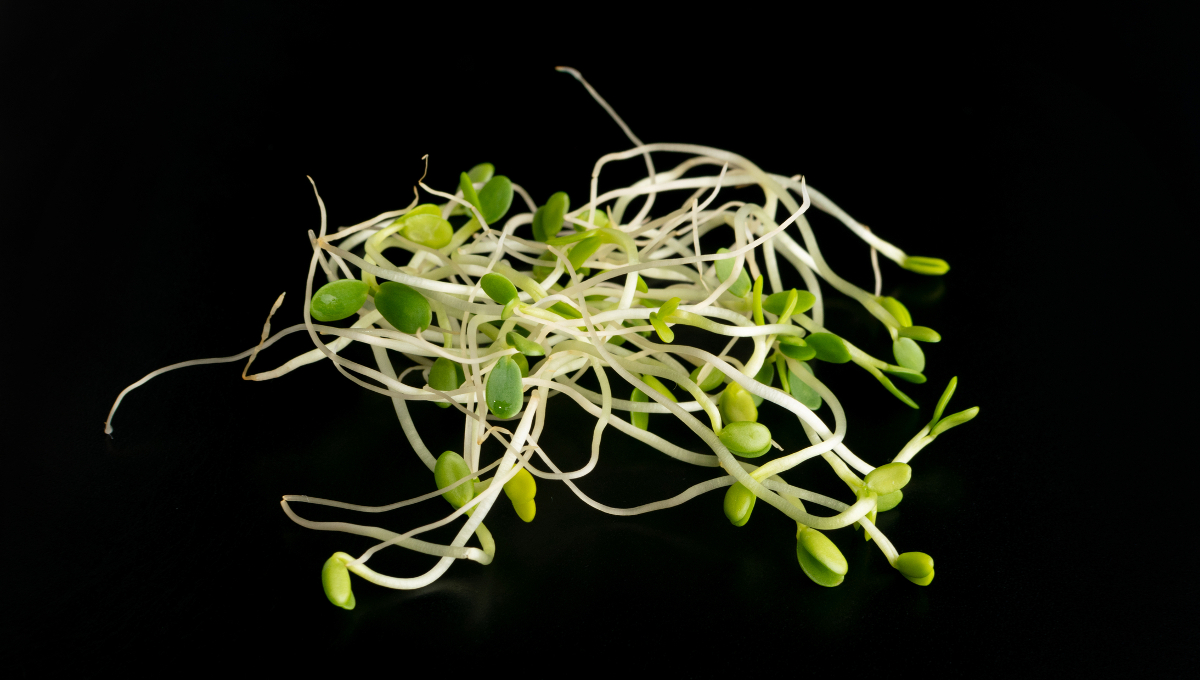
[[281, 500, 492, 564], [336, 394, 541, 590], [893, 424, 935, 464], [104, 322, 311, 434]]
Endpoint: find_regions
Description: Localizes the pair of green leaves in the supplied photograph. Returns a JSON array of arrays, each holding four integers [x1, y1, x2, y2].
[[504, 467, 537, 522], [717, 421, 772, 457], [645, 296, 681, 344], [531, 191, 570, 243], [929, 376, 980, 436], [532, 193, 613, 243], [723, 482, 757, 527], [778, 333, 851, 364], [459, 170, 514, 226], [797, 527, 848, 587], [434, 450, 476, 511], [396, 203, 453, 249], [321, 553, 357, 610], [719, 382, 757, 424], [723, 488, 852, 589], [856, 462, 912, 536], [896, 551, 935, 585], [864, 462, 912, 495], [504, 332, 544, 358], [763, 288, 816, 317], [437, 449, 537, 523], [878, 295, 937, 370]]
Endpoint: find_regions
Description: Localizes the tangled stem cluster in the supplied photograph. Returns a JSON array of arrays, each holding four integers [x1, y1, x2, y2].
[[106, 69, 977, 607]]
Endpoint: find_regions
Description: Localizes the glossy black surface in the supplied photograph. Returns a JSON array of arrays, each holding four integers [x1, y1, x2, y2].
[[7, 7, 1194, 675]]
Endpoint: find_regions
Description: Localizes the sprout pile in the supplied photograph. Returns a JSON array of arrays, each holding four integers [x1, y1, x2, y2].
[[106, 69, 977, 608]]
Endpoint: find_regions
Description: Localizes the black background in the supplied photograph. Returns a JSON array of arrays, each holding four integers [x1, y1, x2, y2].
[[4, 5, 1195, 675]]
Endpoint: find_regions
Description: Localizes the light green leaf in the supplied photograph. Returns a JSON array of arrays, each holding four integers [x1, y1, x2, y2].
[[749, 362, 774, 407], [931, 376, 958, 425], [428, 357, 465, 408], [500, 297, 520, 320], [788, 365, 823, 411], [896, 552, 934, 580], [796, 527, 847, 587], [503, 466, 537, 503], [486, 356, 523, 419], [930, 406, 979, 436], [893, 337, 925, 371], [310, 279, 370, 322], [506, 332, 545, 357], [512, 352, 529, 378], [480, 272, 518, 305], [905, 569, 935, 586], [534, 191, 569, 242], [573, 206, 608, 230], [321, 554, 356, 610], [806, 333, 851, 363], [876, 489, 903, 512], [466, 163, 494, 185], [719, 382, 758, 424], [870, 367, 919, 409], [399, 203, 442, 221], [478, 176, 513, 224], [641, 374, 677, 402], [723, 483, 757, 527], [778, 336, 816, 362], [459, 172, 482, 214], [511, 498, 536, 522], [715, 248, 751, 297], [374, 282, 432, 334], [690, 365, 725, 392], [864, 462, 912, 495], [878, 295, 913, 327], [434, 451, 475, 510], [649, 312, 674, 343], [718, 421, 772, 457], [568, 236, 601, 273], [881, 365, 926, 384], [658, 297, 681, 319], [630, 387, 649, 430], [902, 256, 950, 275], [896, 325, 941, 343], [401, 213, 453, 249]]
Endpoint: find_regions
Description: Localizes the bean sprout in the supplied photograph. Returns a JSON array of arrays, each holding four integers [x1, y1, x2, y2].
[[106, 68, 977, 605]]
